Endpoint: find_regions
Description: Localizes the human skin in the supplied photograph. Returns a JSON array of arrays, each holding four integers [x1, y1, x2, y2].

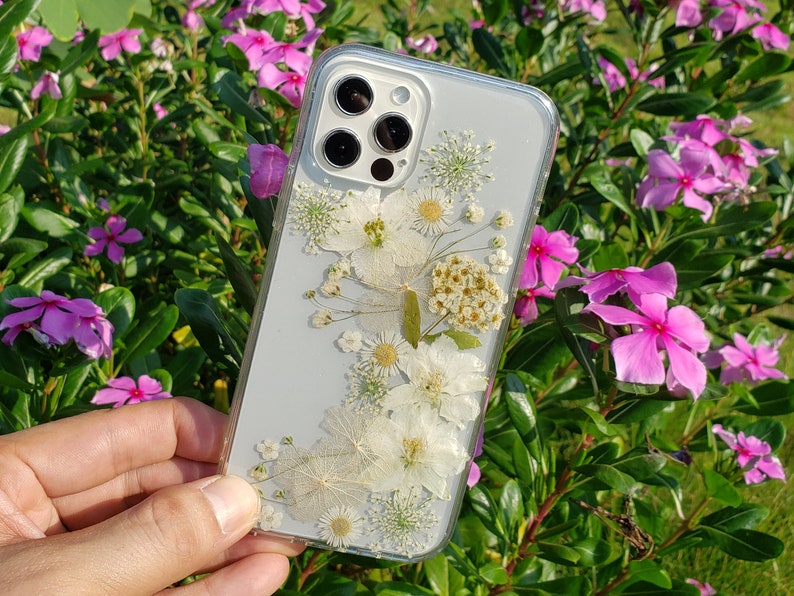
[[0, 397, 304, 595]]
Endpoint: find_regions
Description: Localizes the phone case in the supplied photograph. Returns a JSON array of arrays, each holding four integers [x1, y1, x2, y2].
[[220, 44, 559, 562]]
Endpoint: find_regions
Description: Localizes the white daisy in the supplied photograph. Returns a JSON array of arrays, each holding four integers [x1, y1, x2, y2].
[[360, 331, 410, 377], [384, 334, 486, 428], [317, 506, 364, 548], [404, 186, 453, 235], [256, 439, 280, 461], [370, 407, 466, 499]]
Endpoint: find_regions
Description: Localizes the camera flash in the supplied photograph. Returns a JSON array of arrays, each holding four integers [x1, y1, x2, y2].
[[391, 86, 410, 105]]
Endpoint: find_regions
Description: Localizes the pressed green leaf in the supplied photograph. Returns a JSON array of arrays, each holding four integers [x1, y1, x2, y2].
[[637, 92, 716, 117], [216, 236, 258, 316], [703, 469, 741, 507], [118, 304, 179, 367], [75, 0, 135, 32], [404, 289, 421, 348], [174, 289, 242, 372], [701, 527, 784, 561], [441, 329, 481, 349], [37, 0, 78, 40]]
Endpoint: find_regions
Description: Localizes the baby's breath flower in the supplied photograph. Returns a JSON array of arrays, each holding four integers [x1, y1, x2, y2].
[[369, 489, 439, 557], [318, 506, 363, 548], [490, 235, 507, 249], [328, 257, 351, 280], [259, 504, 284, 530], [420, 130, 495, 201], [465, 204, 484, 223], [311, 309, 333, 328], [250, 463, 269, 481], [338, 329, 363, 352], [256, 439, 280, 461], [289, 182, 345, 254], [494, 210, 514, 228], [489, 249, 513, 275], [320, 279, 342, 297]]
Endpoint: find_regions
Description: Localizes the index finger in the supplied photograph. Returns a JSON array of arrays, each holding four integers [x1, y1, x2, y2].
[[0, 397, 227, 498]]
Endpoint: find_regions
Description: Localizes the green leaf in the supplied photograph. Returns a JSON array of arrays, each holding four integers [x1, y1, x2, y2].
[[0, 0, 40, 42], [118, 304, 179, 367], [637, 92, 716, 117], [479, 562, 508, 585], [672, 201, 777, 242], [701, 527, 784, 561], [213, 70, 272, 125], [75, 0, 135, 32], [542, 202, 579, 235], [375, 582, 435, 596], [472, 28, 514, 79], [536, 542, 580, 565], [591, 175, 633, 217], [422, 554, 449, 596], [95, 287, 136, 341], [612, 449, 667, 481], [0, 191, 22, 243], [481, 0, 508, 25], [736, 52, 791, 83], [467, 483, 504, 539], [37, 0, 78, 40], [21, 204, 82, 239], [443, 541, 480, 578], [0, 237, 47, 271], [704, 469, 741, 507], [736, 381, 794, 416], [592, 243, 630, 270], [498, 479, 524, 538], [17, 247, 72, 289], [629, 129, 655, 158], [60, 29, 100, 74], [0, 370, 35, 392], [441, 329, 481, 349], [0, 33, 18, 80], [216, 236, 258, 316], [404, 289, 421, 348], [618, 580, 698, 595], [573, 538, 618, 567], [742, 419, 785, 451], [174, 289, 242, 372], [0, 138, 29, 195], [700, 504, 769, 532], [503, 374, 541, 459], [578, 406, 616, 437], [515, 26, 543, 59], [514, 576, 591, 594], [575, 464, 636, 493]]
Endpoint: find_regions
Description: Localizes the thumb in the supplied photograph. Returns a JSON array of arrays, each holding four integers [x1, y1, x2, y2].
[[4, 475, 261, 595]]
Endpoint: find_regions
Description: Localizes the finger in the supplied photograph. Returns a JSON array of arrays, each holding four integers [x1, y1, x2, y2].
[[52, 458, 217, 531], [0, 475, 261, 596], [0, 397, 226, 498], [192, 532, 306, 575], [163, 553, 290, 596]]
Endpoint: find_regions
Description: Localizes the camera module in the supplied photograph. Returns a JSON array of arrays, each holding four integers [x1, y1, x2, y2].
[[335, 77, 372, 115], [374, 114, 411, 152], [323, 129, 361, 168]]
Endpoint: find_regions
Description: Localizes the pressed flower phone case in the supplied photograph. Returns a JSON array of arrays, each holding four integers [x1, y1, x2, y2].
[[220, 44, 559, 561]]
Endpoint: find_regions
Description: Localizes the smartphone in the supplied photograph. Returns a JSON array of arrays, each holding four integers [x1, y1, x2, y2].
[[220, 43, 559, 562]]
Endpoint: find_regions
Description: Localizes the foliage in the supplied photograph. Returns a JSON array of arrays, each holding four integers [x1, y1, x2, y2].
[[1, 0, 793, 593]]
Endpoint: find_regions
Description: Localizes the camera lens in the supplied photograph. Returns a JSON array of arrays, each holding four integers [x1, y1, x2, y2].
[[374, 114, 411, 152], [323, 130, 360, 168], [335, 77, 372, 115]]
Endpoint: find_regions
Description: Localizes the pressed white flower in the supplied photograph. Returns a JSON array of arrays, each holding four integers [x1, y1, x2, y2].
[[337, 329, 363, 352], [259, 504, 284, 530], [320, 279, 342, 297], [465, 204, 484, 223], [251, 463, 269, 481], [289, 182, 345, 254], [318, 506, 363, 548], [490, 235, 507, 249], [328, 258, 351, 280], [404, 186, 453, 235], [321, 187, 429, 285], [360, 331, 410, 377], [488, 249, 513, 275], [369, 489, 439, 557], [384, 334, 486, 428], [429, 254, 508, 332], [494, 210, 514, 228], [311, 309, 333, 328], [420, 130, 495, 201], [370, 407, 466, 499], [346, 362, 390, 412], [275, 444, 369, 521], [256, 439, 280, 461]]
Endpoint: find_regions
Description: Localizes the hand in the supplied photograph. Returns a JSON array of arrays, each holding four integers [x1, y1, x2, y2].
[[0, 397, 304, 595]]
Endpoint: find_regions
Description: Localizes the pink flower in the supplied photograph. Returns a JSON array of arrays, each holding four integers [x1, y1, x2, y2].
[[521, 0, 545, 24], [714, 333, 788, 386], [0, 124, 10, 136], [595, 57, 626, 92], [249, 143, 290, 198], [674, 0, 703, 27], [556, 262, 677, 304], [762, 245, 793, 260], [405, 35, 438, 54], [257, 63, 308, 107], [562, 0, 607, 23], [520, 224, 579, 289], [225, 29, 276, 70], [625, 58, 665, 88], [91, 375, 172, 408], [708, 0, 765, 40], [73, 305, 114, 360], [0, 291, 106, 348], [153, 102, 168, 120], [686, 579, 716, 596], [31, 71, 62, 100], [85, 214, 143, 263], [98, 28, 143, 61], [16, 26, 53, 62], [585, 293, 709, 398], [637, 146, 726, 221], [712, 424, 786, 484], [514, 284, 555, 326], [752, 22, 790, 50]]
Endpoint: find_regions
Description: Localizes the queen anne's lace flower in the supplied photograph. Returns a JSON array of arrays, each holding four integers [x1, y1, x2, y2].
[[289, 182, 345, 254], [369, 489, 439, 557], [421, 130, 495, 201]]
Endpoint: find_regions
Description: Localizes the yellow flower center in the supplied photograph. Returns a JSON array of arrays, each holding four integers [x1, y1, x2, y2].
[[373, 343, 398, 368], [420, 370, 444, 400], [329, 516, 353, 537], [402, 437, 426, 464], [418, 199, 443, 222], [363, 217, 386, 246]]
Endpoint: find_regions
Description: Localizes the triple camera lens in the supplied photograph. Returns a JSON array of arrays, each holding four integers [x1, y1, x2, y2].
[[323, 76, 412, 176]]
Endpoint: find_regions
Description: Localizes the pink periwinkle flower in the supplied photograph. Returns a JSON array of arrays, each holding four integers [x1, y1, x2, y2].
[[405, 35, 438, 54], [91, 375, 172, 408], [98, 28, 143, 61], [514, 284, 555, 326], [674, 0, 703, 27], [31, 71, 62, 100], [225, 29, 276, 70], [637, 146, 726, 221], [258, 63, 308, 107], [751, 22, 790, 50], [0, 124, 9, 136], [595, 57, 626, 92], [153, 102, 168, 120], [708, 0, 765, 40], [249, 143, 290, 198], [520, 224, 579, 290], [712, 424, 786, 484], [585, 293, 710, 398], [625, 58, 665, 89], [85, 214, 144, 263], [562, 0, 607, 23], [686, 579, 717, 596], [556, 261, 677, 304], [16, 26, 53, 62], [0, 291, 110, 353], [762, 245, 793, 260], [710, 333, 788, 386], [73, 306, 114, 360]]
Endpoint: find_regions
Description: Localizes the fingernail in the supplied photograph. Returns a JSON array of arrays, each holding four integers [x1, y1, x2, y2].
[[201, 475, 258, 535]]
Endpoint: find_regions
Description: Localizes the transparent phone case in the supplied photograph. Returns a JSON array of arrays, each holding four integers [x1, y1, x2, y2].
[[220, 44, 559, 562]]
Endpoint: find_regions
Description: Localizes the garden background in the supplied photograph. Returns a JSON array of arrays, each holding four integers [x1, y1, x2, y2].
[[1, 0, 794, 594]]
